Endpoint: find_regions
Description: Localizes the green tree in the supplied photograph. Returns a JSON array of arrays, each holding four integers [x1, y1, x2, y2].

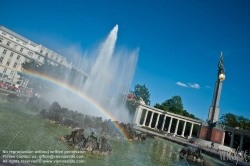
[[219, 113, 250, 130], [22, 59, 40, 72], [153, 96, 200, 134], [132, 84, 151, 105], [154, 96, 199, 119], [155, 96, 183, 114], [21, 58, 68, 81], [20, 58, 69, 93], [154, 103, 169, 112], [219, 113, 250, 150]]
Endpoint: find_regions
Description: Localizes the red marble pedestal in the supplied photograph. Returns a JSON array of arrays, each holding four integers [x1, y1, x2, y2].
[[199, 126, 224, 144]]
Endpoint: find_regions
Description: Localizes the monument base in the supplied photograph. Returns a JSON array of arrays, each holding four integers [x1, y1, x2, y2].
[[199, 125, 224, 144], [208, 106, 220, 124]]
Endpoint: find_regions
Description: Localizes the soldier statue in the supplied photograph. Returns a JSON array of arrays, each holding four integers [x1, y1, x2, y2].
[[218, 52, 225, 77]]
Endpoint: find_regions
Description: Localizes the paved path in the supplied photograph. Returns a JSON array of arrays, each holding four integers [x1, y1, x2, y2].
[[134, 126, 250, 166]]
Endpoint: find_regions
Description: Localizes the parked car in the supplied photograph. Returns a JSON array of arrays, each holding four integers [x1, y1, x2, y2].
[[7, 85, 20, 92], [0, 83, 8, 89]]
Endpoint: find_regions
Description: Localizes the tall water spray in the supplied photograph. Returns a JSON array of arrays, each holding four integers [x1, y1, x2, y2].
[[84, 25, 118, 102], [47, 25, 138, 122]]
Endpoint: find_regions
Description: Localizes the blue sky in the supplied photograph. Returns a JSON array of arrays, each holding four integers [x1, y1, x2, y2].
[[1, 0, 250, 120]]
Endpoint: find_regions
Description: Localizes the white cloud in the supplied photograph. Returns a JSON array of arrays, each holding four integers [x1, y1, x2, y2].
[[188, 83, 200, 89], [176, 82, 188, 87], [205, 85, 212, 89]]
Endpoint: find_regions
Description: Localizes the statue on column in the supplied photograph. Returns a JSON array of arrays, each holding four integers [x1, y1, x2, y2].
[[217, 52, 226, 82], [218, 52, 225, 77]]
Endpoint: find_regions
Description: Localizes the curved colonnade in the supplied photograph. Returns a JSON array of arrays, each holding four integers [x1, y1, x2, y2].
[[133, 104, 202, 138], [133, 104, 250, 153]]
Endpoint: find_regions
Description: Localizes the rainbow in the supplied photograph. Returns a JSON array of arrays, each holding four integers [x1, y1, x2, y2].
[[20, 70, 131, 141]]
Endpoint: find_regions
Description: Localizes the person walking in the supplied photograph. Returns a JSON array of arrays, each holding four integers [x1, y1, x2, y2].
[[243, 150, 248, 162], [211, 142, 214, 148]]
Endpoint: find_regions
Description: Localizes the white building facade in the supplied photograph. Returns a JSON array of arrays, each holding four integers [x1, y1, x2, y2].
[[0, 25, 86, 88]]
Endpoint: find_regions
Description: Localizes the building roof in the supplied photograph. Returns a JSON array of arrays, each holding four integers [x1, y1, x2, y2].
[[127, 94, 136, 100]]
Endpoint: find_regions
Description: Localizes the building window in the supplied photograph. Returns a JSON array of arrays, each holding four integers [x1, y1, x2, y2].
[[55, 57, 58, 61], [7, 41, 11, 46], [16, 39, 20, 42], [13, 63, 17, 68], [40, 50, 43, 54], [3, 75, 8, 79], [0, 38, 2, 43], [10, 52, 14, 57], [13, 45, 17, 49], [3, 68, 7, 73], [60, 60, 63, 63], [3, 49, 7, 55], [20, 48, 23, 52], [10, 71, 14, 75], [45, 52, 48, 57], [6, 61, 10, 66], [0, 57, 3, 63], [38, 56, 41, 60], [17, 55, 20, 60], [28, 52, 33, 56], [2, 32, 6, 35], [51, 55, 53, 59]]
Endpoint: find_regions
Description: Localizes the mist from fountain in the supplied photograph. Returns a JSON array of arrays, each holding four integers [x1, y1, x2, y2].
[[46, 25, 138, 122]]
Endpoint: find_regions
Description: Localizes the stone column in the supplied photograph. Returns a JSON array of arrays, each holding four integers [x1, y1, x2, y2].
[[239, 134, 244, 151], [174, 119, 179, 135], [155, 113, 160, 129], [188, 123, 194, 138], [230, 132, 234, 148], [133, 106, 142, 126], [168, 117, 173, 133], [142, 110, 148, 126], [161, 115, 167, 131], [149, 112, 154, 128], [221, 131, 225, 145], [197, 125, 201, 137], [181, 121, 187, 137]]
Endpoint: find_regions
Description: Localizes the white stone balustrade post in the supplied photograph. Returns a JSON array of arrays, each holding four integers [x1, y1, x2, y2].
[[168, 117, 173, 133], [149, 112, 154, 128], [181, 121, 186, 137], [142, 110, 149, 126], [133, 106, 142, 126], [154, 113, 160, 129], [221, 132, 225, 145], [174, 119, 179, 135], [161, 115, 167, 131], [188, 123, 194, 138], [197, 125, 201, 137]]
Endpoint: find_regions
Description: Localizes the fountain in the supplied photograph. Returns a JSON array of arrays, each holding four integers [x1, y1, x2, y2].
[[45, 25, 138, 123], [0, 25, 233, 166]]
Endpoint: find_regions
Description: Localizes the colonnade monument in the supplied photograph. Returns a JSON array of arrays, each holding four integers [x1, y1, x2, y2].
[[133, 53, 250, 152]]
